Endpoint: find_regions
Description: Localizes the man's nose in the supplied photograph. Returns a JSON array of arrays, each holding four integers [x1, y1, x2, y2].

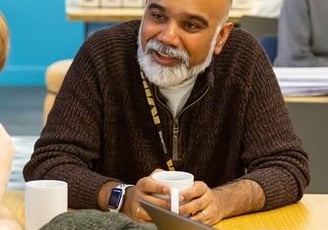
[[157, 22, 180, 48]]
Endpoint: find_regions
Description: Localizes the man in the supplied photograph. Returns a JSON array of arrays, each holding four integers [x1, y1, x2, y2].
[[274, 0, 328, 66], [23, 0, 310, 226]]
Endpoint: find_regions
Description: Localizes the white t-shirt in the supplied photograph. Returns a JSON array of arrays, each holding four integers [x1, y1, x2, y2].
[[159, 76, 197, 117]]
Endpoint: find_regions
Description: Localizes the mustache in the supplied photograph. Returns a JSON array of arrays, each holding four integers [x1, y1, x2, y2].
[[145, 39, 190, 66]]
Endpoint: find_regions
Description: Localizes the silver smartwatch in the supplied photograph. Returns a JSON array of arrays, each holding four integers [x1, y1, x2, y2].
[[108, 184, 134, 212]]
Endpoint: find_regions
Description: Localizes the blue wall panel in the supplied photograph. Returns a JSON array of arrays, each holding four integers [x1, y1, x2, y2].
[[0, 0, 84, 86]]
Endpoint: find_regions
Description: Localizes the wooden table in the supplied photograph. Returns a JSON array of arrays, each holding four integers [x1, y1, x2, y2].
[[3, 191, 328, 229], [284, 96, 328, 103], [215, 194, 328, 230]]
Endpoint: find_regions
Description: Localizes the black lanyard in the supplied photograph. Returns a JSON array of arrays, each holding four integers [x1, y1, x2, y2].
[[140, 71, 175, 171]]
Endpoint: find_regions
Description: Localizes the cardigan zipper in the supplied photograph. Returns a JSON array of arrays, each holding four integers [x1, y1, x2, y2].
[[155, 86, 210, 162], [172, 120, 179, 161], [172, 87, 210, 161]]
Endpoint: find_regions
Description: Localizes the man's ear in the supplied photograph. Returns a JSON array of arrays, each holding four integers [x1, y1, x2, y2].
[[214, 22, 234, 55]]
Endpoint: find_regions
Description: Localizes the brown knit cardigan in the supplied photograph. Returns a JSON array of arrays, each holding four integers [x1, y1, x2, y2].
[[23, 20, 310, 211]]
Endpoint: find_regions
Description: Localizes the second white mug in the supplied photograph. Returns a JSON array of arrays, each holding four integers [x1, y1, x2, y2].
[[25, 180, 68, 230]]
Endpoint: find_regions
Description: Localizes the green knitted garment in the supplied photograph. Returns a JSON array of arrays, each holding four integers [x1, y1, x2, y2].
[[40, 210, 158, 230]]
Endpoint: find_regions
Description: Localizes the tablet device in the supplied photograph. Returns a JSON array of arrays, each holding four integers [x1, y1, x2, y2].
[[140, 199, 216, 230]]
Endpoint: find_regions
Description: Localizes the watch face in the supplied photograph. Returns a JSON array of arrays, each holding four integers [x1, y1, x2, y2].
[[108, 188, 123, 208]]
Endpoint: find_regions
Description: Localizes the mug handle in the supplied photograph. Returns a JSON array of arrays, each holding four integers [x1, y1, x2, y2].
[[170, 187, 179, 214]]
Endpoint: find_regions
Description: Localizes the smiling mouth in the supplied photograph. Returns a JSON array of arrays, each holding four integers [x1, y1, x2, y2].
[[151, 50, 181, 66], [157, 50, 171, 58]]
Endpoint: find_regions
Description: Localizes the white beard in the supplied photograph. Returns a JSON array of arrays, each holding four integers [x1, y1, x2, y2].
[[137, 25, 221, 87]]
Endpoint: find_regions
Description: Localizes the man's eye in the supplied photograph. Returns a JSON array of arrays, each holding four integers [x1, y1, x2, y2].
[[150, 12, 166, 22], [182, 21, 201, 32]]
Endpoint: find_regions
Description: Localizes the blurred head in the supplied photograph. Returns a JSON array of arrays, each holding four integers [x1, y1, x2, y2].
[[0, 13, 9, 71], [137, 0, 233, 87]]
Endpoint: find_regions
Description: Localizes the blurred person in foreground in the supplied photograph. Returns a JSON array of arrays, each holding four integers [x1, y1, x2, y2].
[[275, 0, 328, 66], [23, 0, 310, 226], [0, 13, 9, 69], [0, 13, 23, 230]]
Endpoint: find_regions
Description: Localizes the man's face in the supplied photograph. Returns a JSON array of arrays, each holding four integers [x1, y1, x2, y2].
[[137, 0, 232, 87], [140, 0, 231, 66]]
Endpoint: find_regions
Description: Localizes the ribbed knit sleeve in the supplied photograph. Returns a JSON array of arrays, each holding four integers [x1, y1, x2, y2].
[[229, 30, 310, 210], [23, 21, 142, 209]]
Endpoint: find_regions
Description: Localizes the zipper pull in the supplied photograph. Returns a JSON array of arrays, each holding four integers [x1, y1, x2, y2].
[[172, 121, 179, 161]]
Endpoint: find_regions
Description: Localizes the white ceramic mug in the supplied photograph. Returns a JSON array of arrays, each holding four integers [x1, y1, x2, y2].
[[151, 171, 194, 214], [25, 180, 68, 230]]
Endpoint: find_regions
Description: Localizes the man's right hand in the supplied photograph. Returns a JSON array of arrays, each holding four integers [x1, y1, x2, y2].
[[122, 169, 171, 222]]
